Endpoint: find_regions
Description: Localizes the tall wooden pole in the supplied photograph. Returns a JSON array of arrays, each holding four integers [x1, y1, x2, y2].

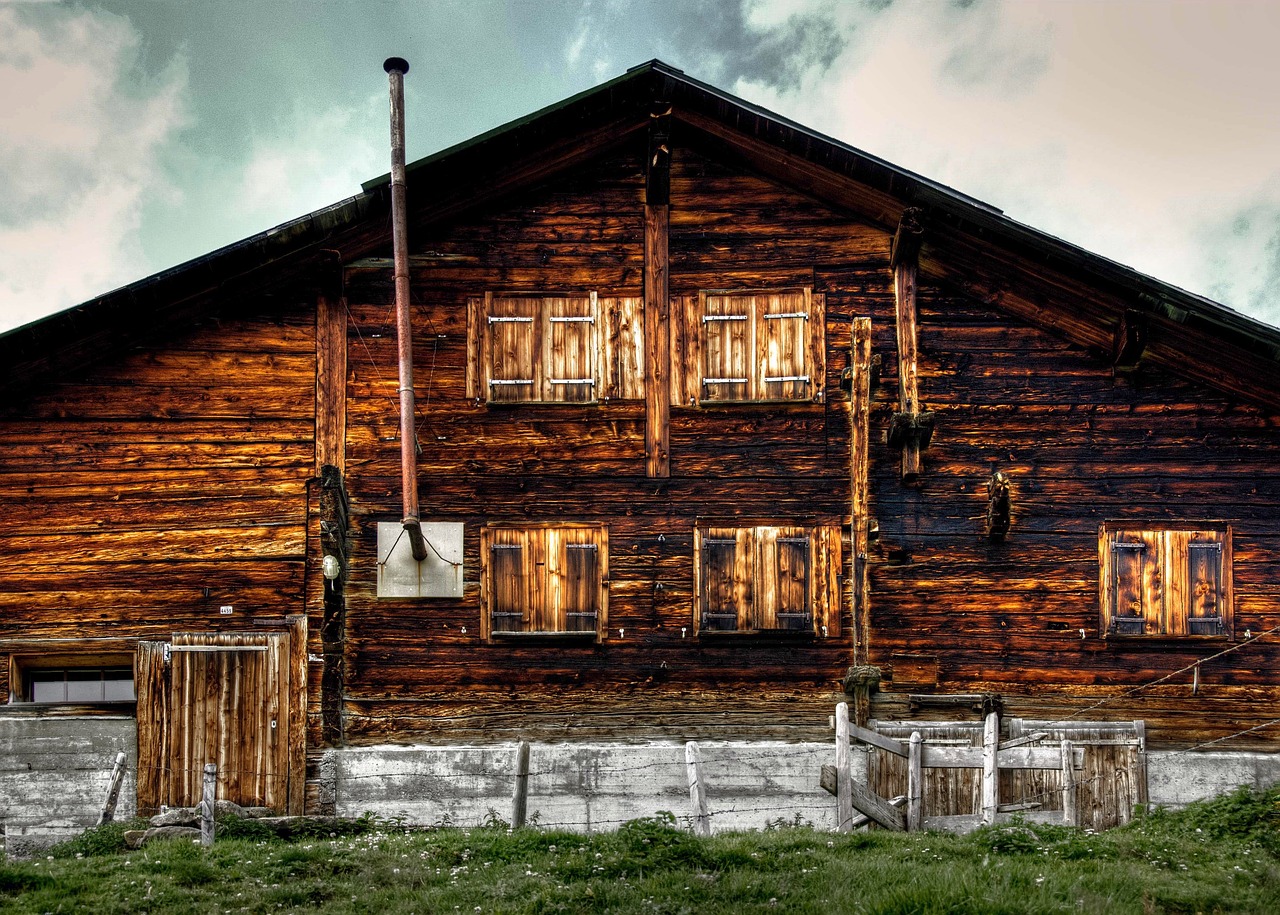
[[384, 56, 427, 561]]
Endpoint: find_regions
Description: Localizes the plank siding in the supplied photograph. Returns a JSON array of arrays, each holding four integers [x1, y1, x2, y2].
[[0, 306, 314, 682], [332, 142, 1280, 750]]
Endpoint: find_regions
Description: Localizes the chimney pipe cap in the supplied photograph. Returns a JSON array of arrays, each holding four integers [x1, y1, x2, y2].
[[383, 57, 410, 75]]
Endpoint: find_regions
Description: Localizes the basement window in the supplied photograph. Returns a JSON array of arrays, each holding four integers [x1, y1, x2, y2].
[[1100, 524, 1233, 638], [694, 523, 840, 637], [480, 524, 608, 641], [466, 292, 644, 404], [9, 654, 136, 704], [675, 288, 825, 405]]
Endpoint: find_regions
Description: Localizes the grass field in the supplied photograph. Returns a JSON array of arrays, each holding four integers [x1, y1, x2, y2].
[[2, 788, 1278, 913]]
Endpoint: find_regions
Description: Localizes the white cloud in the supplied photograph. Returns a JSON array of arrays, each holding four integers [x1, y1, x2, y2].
[[735, 0, 1280, 326], [0, 5, 187, 332], [231, 97, 383, 234]]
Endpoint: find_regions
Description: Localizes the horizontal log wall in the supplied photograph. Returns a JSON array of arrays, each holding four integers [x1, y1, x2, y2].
[[863, 283, 1280, 748], [0, 306, 316, 681], [337, 144, 881, 744]]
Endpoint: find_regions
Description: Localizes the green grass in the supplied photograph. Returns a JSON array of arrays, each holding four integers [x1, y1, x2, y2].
[[3, 790, 1279, 913]]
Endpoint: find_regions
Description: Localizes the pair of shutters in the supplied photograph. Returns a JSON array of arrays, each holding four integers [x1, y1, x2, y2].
[[1103, 527, 1231, 637], [481, 525, 607, 637], [700, 290, 819, 403], [468, 293, 645, 403], [696, 525, 840, 635]]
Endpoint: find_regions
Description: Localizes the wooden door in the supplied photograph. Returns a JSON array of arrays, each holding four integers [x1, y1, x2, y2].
[[136, 628, 304, 815]]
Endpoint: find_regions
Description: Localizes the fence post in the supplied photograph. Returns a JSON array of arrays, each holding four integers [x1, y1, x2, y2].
[[200, 763, 217, 847], [1061, 738, 1078, 827], [981, 711, 999, 825], [834, 701, 853, 832], [512, 740, 530, 829], [685, 741, 710, 837], [907, 731, 923, 832], [97, 751, 128, 826]]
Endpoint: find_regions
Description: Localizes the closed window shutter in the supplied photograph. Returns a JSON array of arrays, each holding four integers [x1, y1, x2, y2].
[[487, 295, 541, 402], [1109, 531, 1156, 634], [701, 293, 752, 403], [545, 294, 597, 403], [756, 526, 811, 631], [758, 292, 811, 401], [489, 529, 530, 633], [701, 527, 753, 630], [1186, 532, 1225, 635], [556, 528, 601, 633]]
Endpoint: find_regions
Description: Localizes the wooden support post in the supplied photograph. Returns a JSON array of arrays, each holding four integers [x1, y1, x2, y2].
[[1134, 720, 1150, 816], [981, 712, 999, 826], [201, 763, 217, 848], [907, 732, 923, 832], [685, 741, 710, 837], [97, 751, 127, 826], [835, 701, 854, 833], [890, 208, 929, 485], [512, 740, 530, 829], [315, 257, 348, 476], [644, 108, 671, 479], [1061, 739, 1078, 827], [849, 317, 872, 663]]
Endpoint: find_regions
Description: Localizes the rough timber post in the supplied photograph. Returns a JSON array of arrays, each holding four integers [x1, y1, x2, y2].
[[849, 317, 873, 663], [907, 732, 923, 831], [981, 712, 1000, 826], [835, 701, 854, 832], [890, 207, 930, 485], [685, 741, 710, 836]]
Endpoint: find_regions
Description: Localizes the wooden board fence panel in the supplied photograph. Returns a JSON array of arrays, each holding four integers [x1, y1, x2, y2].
[[136, 630, 301, 815]]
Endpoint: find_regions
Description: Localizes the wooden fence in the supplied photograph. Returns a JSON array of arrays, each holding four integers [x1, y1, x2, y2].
[[828, 702, 1146, 832]]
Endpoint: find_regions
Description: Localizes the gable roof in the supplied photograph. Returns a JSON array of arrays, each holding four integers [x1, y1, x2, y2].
[[3, 59, 1279, 408]]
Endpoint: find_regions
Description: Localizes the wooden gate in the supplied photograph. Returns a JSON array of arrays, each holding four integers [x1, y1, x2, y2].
[[867, 718, 1146, 831], [136, 625, 305, 815]]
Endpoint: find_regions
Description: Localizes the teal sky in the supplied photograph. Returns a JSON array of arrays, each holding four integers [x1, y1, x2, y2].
[[3, 0, 1279, 331]]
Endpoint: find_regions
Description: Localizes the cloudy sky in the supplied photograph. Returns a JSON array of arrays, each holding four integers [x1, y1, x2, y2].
[[2, 0, 1278, 333]]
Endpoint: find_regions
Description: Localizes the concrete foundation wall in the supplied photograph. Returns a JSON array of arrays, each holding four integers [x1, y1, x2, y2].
[[0, 715, 136, 858], [1146, 750, 1280, 808], [329, 742, 856, 833]]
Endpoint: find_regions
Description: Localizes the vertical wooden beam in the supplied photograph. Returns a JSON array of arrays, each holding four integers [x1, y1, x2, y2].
[[835, 701, 853, 833], [286, 615, 307, 816], [685, 740, 710, 836], [644, 110, 672, 479], [319, 469, 349, 749], [644, 204, 670, 478], [906, 731, 923, 832], [891, 209, 926, 485], [201, 763, 217, 847], [1060, 738, 1078, 827], [511, 740, 531, 829], [981, 711, 1000, 825], [850, 317, 872, 663], [315, 259, 347, 475]]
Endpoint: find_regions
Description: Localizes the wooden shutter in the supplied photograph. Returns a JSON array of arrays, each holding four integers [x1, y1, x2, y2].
[[756, 526, 811, 630], [701, 293, 752, 402], [1106, 530, 1160, 634], [549, 526, 605, 634], [486, 528, 531, 633], [1168, 529, 1230, 637], [485, 294, 542, 402], [697, 526, 753, 631], [545, 294, 597, 403], [600, 296, 644, 401], [758, 291, 812, 401]]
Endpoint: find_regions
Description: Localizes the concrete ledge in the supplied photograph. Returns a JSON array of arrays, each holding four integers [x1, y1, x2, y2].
[[329, 741, 860, 833]]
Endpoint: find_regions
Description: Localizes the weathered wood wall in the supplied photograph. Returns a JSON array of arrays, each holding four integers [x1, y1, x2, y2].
[[339, 135, 1280, 751], [336, 142, 874, 745], [862, 279, 1280, 748], [0, 302, 315, 702]]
